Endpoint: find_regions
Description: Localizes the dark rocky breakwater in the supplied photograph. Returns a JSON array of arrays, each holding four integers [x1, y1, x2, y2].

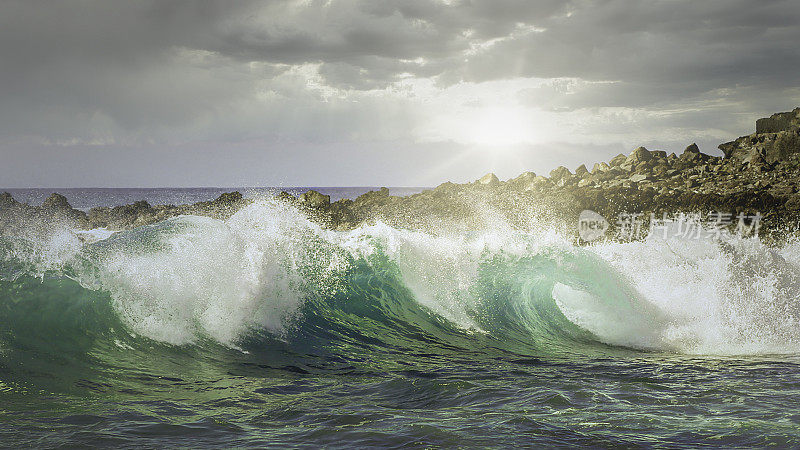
[[4, 108, 800, 242]]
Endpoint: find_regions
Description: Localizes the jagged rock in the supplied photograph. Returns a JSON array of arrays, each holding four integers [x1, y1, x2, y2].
[[354, 187, 391, 207], [629, 146, 653, 163], [509, 171, 536, 185], [0, 192, 18, 207], [720, 109, 800, 163], [277, 191, 296, 202], [785, 194, 800, 211], [131, 200, 151, 211], [477, 173, 500, 185], [765, 131, 800, 164], [609, 154, 627, 167], [549, 166, 572, 182], [42, 193, 72, 209], [756, 108, 800, 134], [651, 150, 667, 159], [6, 108, 800, 241], [214, 191, 243, 205], [523, 176, 550, 191], [299, 190, 331, 208], [749, 152, 770, 172], [684, 143, 700, 154], [592, 162, 610, 173]]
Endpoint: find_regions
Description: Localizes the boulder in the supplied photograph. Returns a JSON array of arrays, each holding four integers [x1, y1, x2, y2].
[[785, 194, 800, 211], [477, 173, 500, 185], [0, 192, 18, 207], [609, 154, 627, 167], [509, 171, 536, 185], [299, 190, 331, 208], [549, 166, 572, 182], [629, 146, 653, 163], [213, 191, 243, 205], [592, 162, 610, 173], [684, 143, 700, 154], [523, 176, 550, 191], [764, 131, 800, 164], [680, 145, 706, 162], [42, 193, 72, 210], [277, 191, 296, 202], [749, 152, 770, 172]]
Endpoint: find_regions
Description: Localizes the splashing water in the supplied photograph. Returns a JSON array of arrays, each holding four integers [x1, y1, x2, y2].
[[1, 197, 799, 447]]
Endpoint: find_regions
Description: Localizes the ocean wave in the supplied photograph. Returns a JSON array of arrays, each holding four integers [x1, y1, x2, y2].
[[1, 198, 799, 360]]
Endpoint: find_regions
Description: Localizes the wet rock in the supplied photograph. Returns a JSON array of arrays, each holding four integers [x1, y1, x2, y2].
[[7, 108, 800, 241], [277, 191, 296, 202], [214, 191, 243, 205], [0, 192, 18, 207], [785, 194, 800, 211], [299, 190, 331, 208], [42, 193, 72, 210]]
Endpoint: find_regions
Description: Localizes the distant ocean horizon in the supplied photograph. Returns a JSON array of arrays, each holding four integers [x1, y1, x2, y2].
[[0, 187, 430, 211]]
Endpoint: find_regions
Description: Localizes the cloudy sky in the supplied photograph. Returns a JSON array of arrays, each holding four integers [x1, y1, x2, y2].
[[2, 0, 799, 187]]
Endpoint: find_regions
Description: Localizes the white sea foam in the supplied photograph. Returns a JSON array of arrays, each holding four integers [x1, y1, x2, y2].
[[5, 199, 800, 355], [79, 200, 349, 345]]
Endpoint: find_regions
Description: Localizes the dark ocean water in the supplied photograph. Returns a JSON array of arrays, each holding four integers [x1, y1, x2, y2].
[[1, 192, 799, 447], [1, 187, 429, 210]]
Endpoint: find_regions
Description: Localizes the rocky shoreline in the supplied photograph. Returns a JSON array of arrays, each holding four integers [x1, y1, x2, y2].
[[3, 108, 800, 242]]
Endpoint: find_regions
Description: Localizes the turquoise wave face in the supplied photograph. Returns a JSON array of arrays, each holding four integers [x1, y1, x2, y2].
[[0, 230, 600, 389], [2, 200, 800, 447]]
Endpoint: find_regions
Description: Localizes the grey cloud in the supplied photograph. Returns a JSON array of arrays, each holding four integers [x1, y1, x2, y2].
[[462, 0, 800, 103], [1, 0, 800, 187]]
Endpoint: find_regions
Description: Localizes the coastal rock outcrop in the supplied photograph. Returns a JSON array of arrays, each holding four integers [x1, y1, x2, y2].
[[719, 108, 800, 164], [4, 108, 800, 241]]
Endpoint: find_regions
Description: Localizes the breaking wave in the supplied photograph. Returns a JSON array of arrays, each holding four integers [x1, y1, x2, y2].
[[1, 198, 799, 373]]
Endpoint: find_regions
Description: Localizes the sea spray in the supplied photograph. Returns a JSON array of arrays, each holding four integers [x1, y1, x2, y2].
[[1, 197, 799, 355]]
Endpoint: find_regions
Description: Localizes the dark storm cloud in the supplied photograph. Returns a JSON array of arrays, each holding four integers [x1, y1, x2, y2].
[[461, 0, 800, 108], [1, 0, 799, 186]]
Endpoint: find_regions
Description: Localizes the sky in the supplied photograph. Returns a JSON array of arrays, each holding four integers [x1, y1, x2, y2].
[[1, 0, 800, 188]]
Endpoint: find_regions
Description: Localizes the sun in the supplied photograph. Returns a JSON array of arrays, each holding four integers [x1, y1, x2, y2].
[[468, 107, 531, 146]]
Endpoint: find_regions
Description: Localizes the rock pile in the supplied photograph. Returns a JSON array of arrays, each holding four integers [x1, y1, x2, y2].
[[4, 108, 800, 241]]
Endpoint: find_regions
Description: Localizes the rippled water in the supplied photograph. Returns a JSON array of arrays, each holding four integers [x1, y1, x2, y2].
[[1, 197, 799, 447]]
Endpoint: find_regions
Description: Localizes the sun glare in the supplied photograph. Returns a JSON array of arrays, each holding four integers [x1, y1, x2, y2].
[[468, 107, 531, 145]]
